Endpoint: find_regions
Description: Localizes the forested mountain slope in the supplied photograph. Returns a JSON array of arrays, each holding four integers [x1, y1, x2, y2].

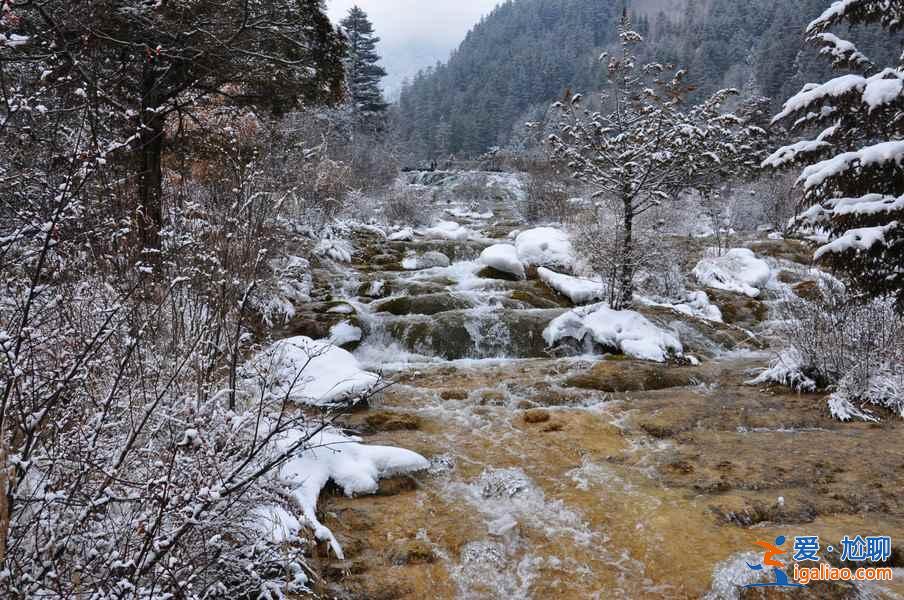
[[396, 0, 900, 158]]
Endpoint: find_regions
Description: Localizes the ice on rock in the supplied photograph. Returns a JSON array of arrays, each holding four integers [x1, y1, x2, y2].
[[277, 427, 429, 558], [514, 227, 574, 271], [245, 336, 379, 407], [543, 304, 683, 362], [479, 244, 525, 280], [537, 268, 605, 305], [692, 248, 773, 298]]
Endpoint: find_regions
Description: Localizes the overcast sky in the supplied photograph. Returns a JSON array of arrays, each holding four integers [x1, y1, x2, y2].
[[326, 0, 501, 99]]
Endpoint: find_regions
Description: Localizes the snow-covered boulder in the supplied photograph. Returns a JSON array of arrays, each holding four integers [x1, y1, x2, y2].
[[245, 336, 379, 407], [692, 248, 772, 298], [276, 427, 429, 558], [329, 321, 363, 347], [388, 227, 415, 241], [537, 268, 605, 305], [515, 227, 574, 271], [638, 291, 723, 322], [543, 304, 683, 362], [402, 251, 451, 270], [479, 244, 525, 280], [422, 220, 473, 241]]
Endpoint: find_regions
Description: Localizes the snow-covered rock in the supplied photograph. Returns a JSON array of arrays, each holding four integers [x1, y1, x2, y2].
[[537, 268, 605, 305], [692, 248, 772, 298], [479, 244, 525, 279], [277, 427, 429, 558], [402, 251, 451, 270], [388, 227, 415, 241], [245, 336, 379, 406], [422, 220, 473, 241], [514, 227, 574, 271], [638, 291, 723, 322], [315, 238, 354, 263], [543, 304, 683, 362]]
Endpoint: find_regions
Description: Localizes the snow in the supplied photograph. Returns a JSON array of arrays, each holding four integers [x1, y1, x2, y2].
[[807, 0, 860, 32], [422, 220, 474, 241], [692, 248, 773, 298], [799, 140, 904, 190], [638, 291, 723, 322], [315, 238, 353, 263], [388, 227, 415, 241], [253, 505, 302, 543], [0, 33, 29, 48], [773, 69, 903, 123], [514, 227, 574, 271], [761, 125, 836, 168], [329, 321, 363, 346], [479, 244, 525, 279], [537, 268, 605, 305], [246, 336, 379, 407], [814, 221, 899, 259], [862, 71, 903, 110], [830, 193, 904, 218], [543, 304, 683, 362], [277, 427, 429, 558]]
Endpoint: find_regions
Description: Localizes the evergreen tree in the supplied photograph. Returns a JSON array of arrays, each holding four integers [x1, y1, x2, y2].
[[765, 0, 904, 311], [340, 6, 388, 117]]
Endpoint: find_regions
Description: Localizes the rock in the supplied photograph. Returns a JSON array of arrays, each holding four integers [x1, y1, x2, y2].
[[509, 288, 569, 309], [523, 409, 551, 424], [440, 389, 469, 401], [479, 390, 506, 405], [358, 279, 392, 299], [288, 317, 331, 340], [477, 266, 523, 281], [386, 539, 436, 566], [372, 293, 473, 316], [564, 360, 709, 393], [792, 280, 822, 302], [747, 239, 814, 265], [363, 411, 422, 432], [402, 251, 451, 270], [377, 475, 419, 496], [704, 288, 768, 328], [739, 580, 857, 600]]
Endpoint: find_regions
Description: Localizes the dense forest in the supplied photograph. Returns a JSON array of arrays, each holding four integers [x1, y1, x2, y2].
[[395, 0, 902, 158]]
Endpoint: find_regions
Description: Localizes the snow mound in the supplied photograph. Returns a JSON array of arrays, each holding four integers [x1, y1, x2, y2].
[[543, 304, 683, 362], [515, 227, 574, 271], [279, 427, 429, 558], [692, 248, 772, 298], [479, 244, 525, 279], [422, 220, 473, 241], [402, 251, 451, 270], [537, 268, 605, 305], [246, 336, 379, 406]]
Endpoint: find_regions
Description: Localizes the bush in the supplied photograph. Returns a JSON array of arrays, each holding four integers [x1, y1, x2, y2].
[[383, 184, 435, 227], [524, 162, 571, 224], [748, 277, 904, 421]]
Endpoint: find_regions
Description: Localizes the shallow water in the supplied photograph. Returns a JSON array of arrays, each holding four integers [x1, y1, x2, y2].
[[301, 172, 904, 599]]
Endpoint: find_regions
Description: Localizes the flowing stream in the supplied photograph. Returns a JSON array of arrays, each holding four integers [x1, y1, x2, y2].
[[297, 172, 904, 600]]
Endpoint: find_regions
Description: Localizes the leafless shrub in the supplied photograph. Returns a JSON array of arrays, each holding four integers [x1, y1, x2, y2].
[[383, 185, 435, 227], [750, 278, 904, 420], [523, 162, 571, 224]]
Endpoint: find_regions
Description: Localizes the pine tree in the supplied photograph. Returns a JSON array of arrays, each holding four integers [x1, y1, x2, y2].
[[765, 0, 904, 310], [340, 6, 388, 119]]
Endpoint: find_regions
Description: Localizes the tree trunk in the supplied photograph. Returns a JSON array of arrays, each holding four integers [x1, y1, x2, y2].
[[136, 65, 165, 252], [617, 195, 635, 310]]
